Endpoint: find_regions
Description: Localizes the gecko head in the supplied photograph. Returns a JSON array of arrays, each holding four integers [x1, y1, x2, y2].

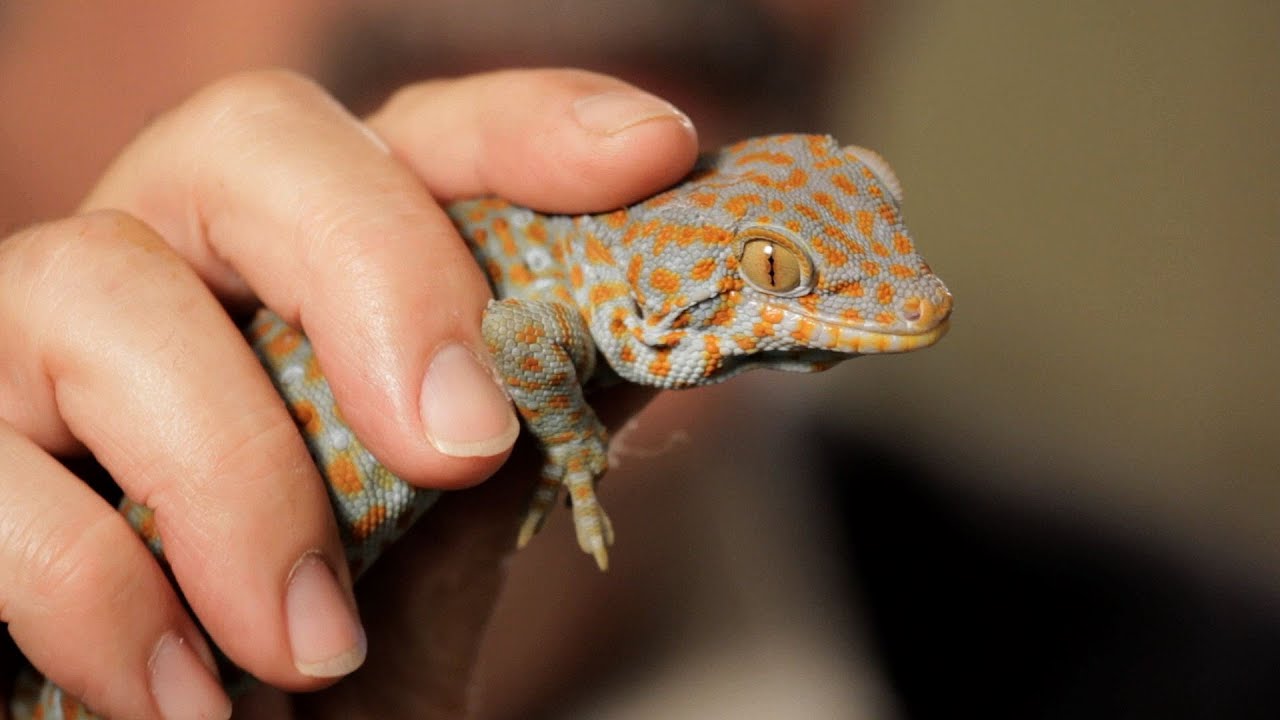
[[612, 134, 951, 381]]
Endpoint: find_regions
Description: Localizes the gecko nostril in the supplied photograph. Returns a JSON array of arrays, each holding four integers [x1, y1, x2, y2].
[[901, 297, 923, 322]]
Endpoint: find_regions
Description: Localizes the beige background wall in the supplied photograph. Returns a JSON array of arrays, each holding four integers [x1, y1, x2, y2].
[[809, 0, 1278, 574]]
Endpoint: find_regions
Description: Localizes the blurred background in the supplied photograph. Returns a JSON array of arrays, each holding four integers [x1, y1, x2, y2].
[[2, 1, 1277, 718]]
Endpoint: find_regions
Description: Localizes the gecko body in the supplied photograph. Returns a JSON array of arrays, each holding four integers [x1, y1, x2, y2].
[[22, 134, 951, 718]]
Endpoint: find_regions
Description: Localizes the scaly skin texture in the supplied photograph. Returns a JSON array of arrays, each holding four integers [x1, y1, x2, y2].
[[19, 134, 951, 718]]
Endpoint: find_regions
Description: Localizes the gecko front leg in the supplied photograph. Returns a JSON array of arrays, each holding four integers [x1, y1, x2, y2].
[[481, 298, 615, 569]]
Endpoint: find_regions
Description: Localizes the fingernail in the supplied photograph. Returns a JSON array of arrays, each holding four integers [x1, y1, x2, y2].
[[286, 552, 367, 678], [150, 632, 232, 720], [420, 343, 520, 457], [573, 91, 694, 136]]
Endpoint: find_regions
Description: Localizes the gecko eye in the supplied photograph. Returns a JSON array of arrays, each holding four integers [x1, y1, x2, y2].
[[738, 233, 812, 296]]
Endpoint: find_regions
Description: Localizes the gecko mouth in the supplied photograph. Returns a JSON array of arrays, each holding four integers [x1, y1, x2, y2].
[[764, 289, 953, 355], [794, 315, 951, 355]]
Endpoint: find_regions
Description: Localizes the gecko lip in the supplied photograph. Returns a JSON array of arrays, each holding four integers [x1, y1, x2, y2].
[[764, 290, 953, 355], [805, 315, 951, 354]]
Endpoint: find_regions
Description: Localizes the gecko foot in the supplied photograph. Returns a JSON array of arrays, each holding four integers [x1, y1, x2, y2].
[[517, 470, 562, 549], [565, 471, 614, 571]]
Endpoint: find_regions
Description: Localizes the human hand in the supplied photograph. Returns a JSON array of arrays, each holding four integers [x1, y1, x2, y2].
[[0, 68, 695, 719]]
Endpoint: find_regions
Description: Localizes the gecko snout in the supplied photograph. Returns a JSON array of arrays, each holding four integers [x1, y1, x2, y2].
[[900, 287, 953, 330]]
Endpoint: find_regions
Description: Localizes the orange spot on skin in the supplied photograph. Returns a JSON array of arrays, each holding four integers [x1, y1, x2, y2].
[[702, 335, 722, 377], [515, 324, 544, 344], [329, 454, 364, 496], [589, 282, 628, 306], [877, 283, 895, 305], [609, 311, 628, 338], [352, 505, 388, 541], [305, 354, 322, 382], [650, 268, 681, 295], [570, 264, 584, 288], [806, 135, 836, 159], [290, 400, 323, 436], [833, 173, 859, 196], [736, 335, 758, 351], [604, 210, 628, 228], [485, 259, 504, 285], [748, 168, 808, 191], [812, 236, 849, 266], [585, 233, 614, 265], [753, 321, 774, 337], [792, 317, 818, 343], [526, 219, 548, 244], [60, 693, 81, 719], [620, 344, 636, 363], [893, 233, 914, 255], [761, 305, 785, 323], [691, 257, 717, 280], [798, 294, 821, 313], [508, 265, 534, 286], [796, 204, 822, 222], [626, 256, 648, 308], [648, 350, 672, 378], [856, 210, 875, 238], [492, 218, 518, 257], [890, 264, 916, 279], [823, 224, 864, 255], [248, 319, 274, 342], [878, 202, 898, 226], [266, 329, 302, 359], [725, 193, 762, 218], [862, 260, 882, 277], [709, 305, 736, 327], [876, 312, 896, 326], [690, 192, 717, 208], [871, 241, 891, 257], [136, 507, 158, 544], [734, 150, 795, 166], [841, 308, 864, 323], [522, 357, 543, 373], [812, 191, 852, 223]]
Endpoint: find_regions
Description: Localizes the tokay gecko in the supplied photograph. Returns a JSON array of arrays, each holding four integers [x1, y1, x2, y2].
[[19, 134, 952, 718]]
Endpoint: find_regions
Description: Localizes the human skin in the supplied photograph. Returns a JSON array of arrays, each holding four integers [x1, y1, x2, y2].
[[0, 68, 694, 720]]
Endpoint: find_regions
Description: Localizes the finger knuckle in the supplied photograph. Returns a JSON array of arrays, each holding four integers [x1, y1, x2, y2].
[[19, 510, 144, 621], [186, 68, 331, 126], [5, 210, 184, 310]]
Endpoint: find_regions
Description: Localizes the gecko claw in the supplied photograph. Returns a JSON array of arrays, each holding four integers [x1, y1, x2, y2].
[[516, 515, 540, 549]]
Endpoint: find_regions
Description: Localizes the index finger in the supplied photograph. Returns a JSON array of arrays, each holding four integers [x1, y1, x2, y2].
[[366, 68, 699, 211]]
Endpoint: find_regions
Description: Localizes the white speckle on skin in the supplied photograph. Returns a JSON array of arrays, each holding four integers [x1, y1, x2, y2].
[[509, 208, 536, 229], [328, 426, 351, 451], [524, 247, 553, 272], [281, 364, 305, 385]]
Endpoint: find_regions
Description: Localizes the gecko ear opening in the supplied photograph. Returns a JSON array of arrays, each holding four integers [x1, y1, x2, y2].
[[845, 145, 905, 204]]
